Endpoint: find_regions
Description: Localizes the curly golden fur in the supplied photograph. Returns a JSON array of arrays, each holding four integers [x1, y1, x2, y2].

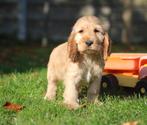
[[44, 16, 111, 109]]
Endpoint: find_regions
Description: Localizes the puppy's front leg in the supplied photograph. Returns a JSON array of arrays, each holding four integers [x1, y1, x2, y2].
[[87, 76, 102, 103], [63, 64, 82, 109], [63, 81, 79, 109], [44, 78, 57, 101]]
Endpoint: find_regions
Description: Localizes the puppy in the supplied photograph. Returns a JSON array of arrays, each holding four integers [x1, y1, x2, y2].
[[44, 16, 111, 109]]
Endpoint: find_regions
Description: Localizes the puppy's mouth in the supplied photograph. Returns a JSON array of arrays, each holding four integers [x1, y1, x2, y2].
[[82, 49, 98, 54]]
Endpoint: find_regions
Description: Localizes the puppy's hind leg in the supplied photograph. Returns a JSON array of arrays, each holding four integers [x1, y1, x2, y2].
[[44, 77, 57, 101]]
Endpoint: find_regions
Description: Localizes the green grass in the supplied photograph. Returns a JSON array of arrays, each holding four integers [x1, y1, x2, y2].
[[0, 44, 147, 125]]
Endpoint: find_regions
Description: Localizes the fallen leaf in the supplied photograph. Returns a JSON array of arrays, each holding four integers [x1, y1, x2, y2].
[[122, 121, 138, 125], [3, 102, 24, 112]]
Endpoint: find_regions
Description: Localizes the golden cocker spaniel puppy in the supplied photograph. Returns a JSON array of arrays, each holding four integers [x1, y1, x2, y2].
[[44, 16, 111, 109]]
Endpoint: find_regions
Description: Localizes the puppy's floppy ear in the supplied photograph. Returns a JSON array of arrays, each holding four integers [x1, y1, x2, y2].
[[103, 32, 111, 60], [68, 31, 80, 62]]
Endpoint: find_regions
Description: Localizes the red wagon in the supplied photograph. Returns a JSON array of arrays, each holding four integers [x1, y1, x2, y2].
[[101, 53, 147, 95]]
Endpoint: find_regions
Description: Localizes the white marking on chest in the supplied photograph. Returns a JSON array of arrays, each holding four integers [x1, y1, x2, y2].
[[83, 57, 94, 82], [86, 70, 92, 82], [83, 55, 102, 83]]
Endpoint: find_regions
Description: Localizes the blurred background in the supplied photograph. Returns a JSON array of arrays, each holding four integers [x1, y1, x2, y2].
[[0, 0, 147, 45], [0, 0, 147, 73]]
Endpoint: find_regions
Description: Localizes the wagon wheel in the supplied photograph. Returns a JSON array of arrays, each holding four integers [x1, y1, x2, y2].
[[100, 74, 119, 95], [135, 78, 147, 96]]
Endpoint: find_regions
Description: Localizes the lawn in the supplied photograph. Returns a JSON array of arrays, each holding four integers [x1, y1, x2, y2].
[[0, 44, 147, 125]]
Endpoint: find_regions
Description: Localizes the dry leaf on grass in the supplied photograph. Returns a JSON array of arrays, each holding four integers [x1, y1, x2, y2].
[[3, 102, 24, 112], [122, 121, 138, 125]]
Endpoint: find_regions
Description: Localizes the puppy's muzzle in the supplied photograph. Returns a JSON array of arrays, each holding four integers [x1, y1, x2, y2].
[[85, 40, 93, 47]]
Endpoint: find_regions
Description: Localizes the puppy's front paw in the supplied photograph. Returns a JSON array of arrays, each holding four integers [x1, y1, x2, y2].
[[64, 101, 80, 110], [44, 93, 55, 101], [93, 99, 103, 105]]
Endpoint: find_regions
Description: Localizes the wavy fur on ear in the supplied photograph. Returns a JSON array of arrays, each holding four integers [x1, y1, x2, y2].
[[68, 31, 80, 62], [103, 33, 111, 60]]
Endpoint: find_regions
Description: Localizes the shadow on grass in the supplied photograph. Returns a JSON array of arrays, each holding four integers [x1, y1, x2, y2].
[[100, 87, 135, 99], [0, 44, 57, 74]]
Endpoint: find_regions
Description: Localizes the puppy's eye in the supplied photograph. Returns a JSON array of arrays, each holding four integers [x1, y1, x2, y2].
[[94, 29, 105, 35], [94, 29, 100, 33], [79, 30, 84, 33]]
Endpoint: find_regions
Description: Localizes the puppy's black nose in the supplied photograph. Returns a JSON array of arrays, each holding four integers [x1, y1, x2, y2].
[[85, 40, 93, 46]]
